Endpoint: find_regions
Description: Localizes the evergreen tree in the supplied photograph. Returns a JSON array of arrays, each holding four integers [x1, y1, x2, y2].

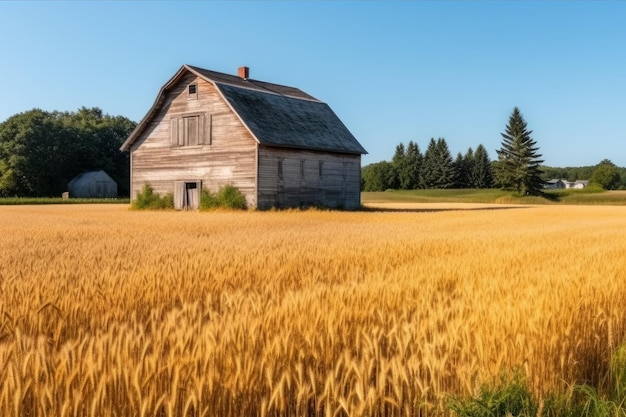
[[494, 107, 544, 195], [463, 148, 475, 188], [453, 147, 477, 188], [421, 138, 438, 188], [405, 141, 422, 189], [391, 143, 408, 189], [433, 138, 456, 189], [472, 144, 494, 188], [422, 138, 455, 189], [453, 151, 469, 188]]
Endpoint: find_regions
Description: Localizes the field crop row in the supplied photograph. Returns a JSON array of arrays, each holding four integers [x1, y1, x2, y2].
[[0, 204, 625, 416]]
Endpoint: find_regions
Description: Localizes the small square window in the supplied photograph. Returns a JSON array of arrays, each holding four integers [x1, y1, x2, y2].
[[187, 84, 198, 100]]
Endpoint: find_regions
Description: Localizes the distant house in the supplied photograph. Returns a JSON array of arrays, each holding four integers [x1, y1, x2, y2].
[[119, 64, 367, 210], [569, 180, 589, 189], [544, 179, 589, 190], [545, 179, 566, 189], [68, 170, 118, 198]]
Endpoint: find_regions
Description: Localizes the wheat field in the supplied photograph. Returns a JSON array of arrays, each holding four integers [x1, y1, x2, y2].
[[0, 203, 625, 417]]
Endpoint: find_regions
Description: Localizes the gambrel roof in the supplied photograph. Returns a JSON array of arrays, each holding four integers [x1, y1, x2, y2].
[[120, 64, 367, 155]]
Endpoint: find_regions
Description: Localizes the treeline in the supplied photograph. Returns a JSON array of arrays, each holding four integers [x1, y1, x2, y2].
[[362, 142, 626, 192], [542, 164, 626, 189], [361, 138, 494, 191], [0, 107, 136, 197]]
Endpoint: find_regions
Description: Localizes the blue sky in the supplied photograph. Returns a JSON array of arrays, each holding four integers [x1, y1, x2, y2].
[[1, 1, 625, 168]]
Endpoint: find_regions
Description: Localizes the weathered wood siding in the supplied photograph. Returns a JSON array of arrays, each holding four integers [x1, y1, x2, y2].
[[257, 146, 361, 209], [130, 73, 258, 207]]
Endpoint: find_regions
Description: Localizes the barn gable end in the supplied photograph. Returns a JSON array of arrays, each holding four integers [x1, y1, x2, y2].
[[126, 72, 258, 206]]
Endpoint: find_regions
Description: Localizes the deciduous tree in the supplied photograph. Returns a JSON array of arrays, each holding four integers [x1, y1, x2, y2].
[[590, 159, 621, 190], [361, 161, 397, 191], [0, 107, 135, 197]]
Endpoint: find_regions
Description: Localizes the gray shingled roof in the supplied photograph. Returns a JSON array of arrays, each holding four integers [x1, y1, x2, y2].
[[121, 65, 366, 154], [187, 65, 319, 101], [217, 83, 366, 154]]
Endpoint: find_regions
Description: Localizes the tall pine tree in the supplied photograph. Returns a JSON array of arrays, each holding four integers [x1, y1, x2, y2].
[[422, 138, 455, 189], [405, 141, 422, 189], [434, 138, 456, 189], [453, 151, 469, 188], [421, 138, 438, 188], [472, 144, 494, 188], [391, 143, 408, 189], [495, 107, 544, 195]]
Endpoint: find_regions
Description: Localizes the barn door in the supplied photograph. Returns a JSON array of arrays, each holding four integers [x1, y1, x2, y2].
[[174, 181, 201, 210], [186, 182, 200, 210]]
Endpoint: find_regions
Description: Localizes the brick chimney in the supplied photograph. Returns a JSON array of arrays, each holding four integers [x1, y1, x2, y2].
[[238, 66, 249, 80]]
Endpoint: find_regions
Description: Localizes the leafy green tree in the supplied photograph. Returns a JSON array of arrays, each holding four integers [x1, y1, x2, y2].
[[0, 109, 70, 196], [568, 166, 595, 181], [540, 166, 566, 181], [494, 107, 544, 195], [540, 165, 597, 183], [590, 159, 621, 190], [0, 107, 135, 197], [361, 161, 397, 191], [57, 107, 135, 196]]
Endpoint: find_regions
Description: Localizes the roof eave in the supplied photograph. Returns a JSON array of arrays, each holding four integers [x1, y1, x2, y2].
[[260, 142, 367, 155]]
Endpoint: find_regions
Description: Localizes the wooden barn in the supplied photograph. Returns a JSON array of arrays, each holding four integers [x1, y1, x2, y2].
[[67, 170, 118, 198], [119, 64, 367, 210]]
